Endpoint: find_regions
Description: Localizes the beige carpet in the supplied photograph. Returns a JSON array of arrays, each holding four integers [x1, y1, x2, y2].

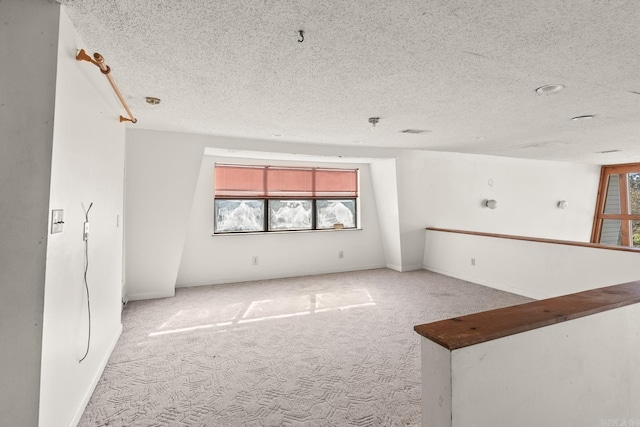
[[79, 269, 532, 426]]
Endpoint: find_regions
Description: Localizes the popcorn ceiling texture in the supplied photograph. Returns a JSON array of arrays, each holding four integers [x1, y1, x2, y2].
[[77, 269, 531, 426], [60, 0, 640, 164]]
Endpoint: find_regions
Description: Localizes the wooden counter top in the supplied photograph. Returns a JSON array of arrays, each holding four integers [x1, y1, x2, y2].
[[414, 281, 640, 350]]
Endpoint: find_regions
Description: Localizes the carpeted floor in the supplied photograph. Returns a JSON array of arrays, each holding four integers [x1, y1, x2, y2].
[[78, 269, 532, 427]]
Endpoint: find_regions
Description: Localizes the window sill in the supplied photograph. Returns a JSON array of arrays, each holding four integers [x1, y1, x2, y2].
[[211, 228, 362, 236]]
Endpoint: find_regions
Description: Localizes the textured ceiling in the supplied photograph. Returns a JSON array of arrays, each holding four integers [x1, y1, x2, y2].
[[59, 0, 640, 164]]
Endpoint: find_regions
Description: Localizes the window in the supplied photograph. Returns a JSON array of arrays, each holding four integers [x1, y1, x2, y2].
[[591, 163, 640, 248], [214, 164, 358, 233]]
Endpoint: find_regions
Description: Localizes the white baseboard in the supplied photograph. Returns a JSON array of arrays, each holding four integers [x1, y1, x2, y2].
[[127, 289, 175, 301], [385, 263, 424, 273], [401, 264, 424, 272], [423, 264, 546, 300], [175, 264, 388, 288], [386, 263, 403, 272], [68, 323, 122, 427]]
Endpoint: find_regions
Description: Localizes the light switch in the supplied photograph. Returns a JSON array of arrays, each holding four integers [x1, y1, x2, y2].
[[51, 209, 64, 234]]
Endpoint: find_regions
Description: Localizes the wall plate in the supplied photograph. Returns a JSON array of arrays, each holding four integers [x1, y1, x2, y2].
[[51, 209, 64, 234]]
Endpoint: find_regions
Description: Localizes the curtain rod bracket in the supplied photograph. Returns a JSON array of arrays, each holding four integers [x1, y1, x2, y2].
[[76, 48, 99, 66]]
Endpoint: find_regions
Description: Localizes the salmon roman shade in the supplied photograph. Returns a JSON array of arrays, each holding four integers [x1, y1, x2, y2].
[[266, 167, 314, 197], [215, 164, 358, 198], [314, 169, 358, 197], [213, 165, 265, 197]]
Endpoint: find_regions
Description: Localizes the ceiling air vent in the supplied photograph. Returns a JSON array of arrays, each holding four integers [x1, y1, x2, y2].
[[400, 129, 430, 134]]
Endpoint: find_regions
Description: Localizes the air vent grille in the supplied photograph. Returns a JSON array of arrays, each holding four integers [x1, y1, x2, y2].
[[400, 129, 430, 134]]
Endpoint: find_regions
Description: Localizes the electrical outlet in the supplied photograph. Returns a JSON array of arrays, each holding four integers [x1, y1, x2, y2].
[[471, 257, 476, 266], [83, 222, 90, 241], [252, 256, 259, 266], [338, 250, 344, 259]]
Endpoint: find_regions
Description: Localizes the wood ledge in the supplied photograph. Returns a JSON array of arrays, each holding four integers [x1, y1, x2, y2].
[[425, 227, 640, 254], [414, 281, 640, 350]]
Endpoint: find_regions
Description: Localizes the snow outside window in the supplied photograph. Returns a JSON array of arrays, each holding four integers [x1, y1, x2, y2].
[[214, 200, 264, 233], [269, 200, 313, 231], [316, 200, 356, 229]]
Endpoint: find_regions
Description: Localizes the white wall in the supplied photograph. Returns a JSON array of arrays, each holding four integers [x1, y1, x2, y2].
[[395, 150, 601, 270], [125, 130, 210, 300], [0, 1, 59, 425], [126, 129, 394, 298], [370, 158, 403, 271], [125, 128, 605, 297], [424, 230, 640, 299], [38, 9, 126, 427], [421, 303, 640, 426], [420, 338, 452, 427], [175, 156, 385, 286]]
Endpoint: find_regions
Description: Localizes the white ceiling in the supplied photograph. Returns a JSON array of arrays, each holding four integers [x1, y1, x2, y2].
[[59, 0, 640, 164]]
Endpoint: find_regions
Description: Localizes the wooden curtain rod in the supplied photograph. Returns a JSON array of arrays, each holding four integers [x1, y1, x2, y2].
[[76, 49, 137, 123]]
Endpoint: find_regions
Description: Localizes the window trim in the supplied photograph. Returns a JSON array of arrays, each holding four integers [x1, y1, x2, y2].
[[591, 163, 640, 247]]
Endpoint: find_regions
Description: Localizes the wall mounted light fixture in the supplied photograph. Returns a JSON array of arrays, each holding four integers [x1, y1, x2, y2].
[[557, 200, 569, 209], [484, 199, 498, 209], [368, 117, 380, 131]]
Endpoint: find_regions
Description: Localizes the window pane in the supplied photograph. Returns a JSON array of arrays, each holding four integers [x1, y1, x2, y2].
[[633, 220, 640, 248], [603, 175, 621, 214], [214, 200, 264, 233], [268, 200, 312, 231], [600, 219, 622, 246], [316, 200, 356, 229], [629, 173, 640, 215]]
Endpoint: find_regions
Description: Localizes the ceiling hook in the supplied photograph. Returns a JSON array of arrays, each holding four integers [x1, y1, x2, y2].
[[298, 30, 304, 43]]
